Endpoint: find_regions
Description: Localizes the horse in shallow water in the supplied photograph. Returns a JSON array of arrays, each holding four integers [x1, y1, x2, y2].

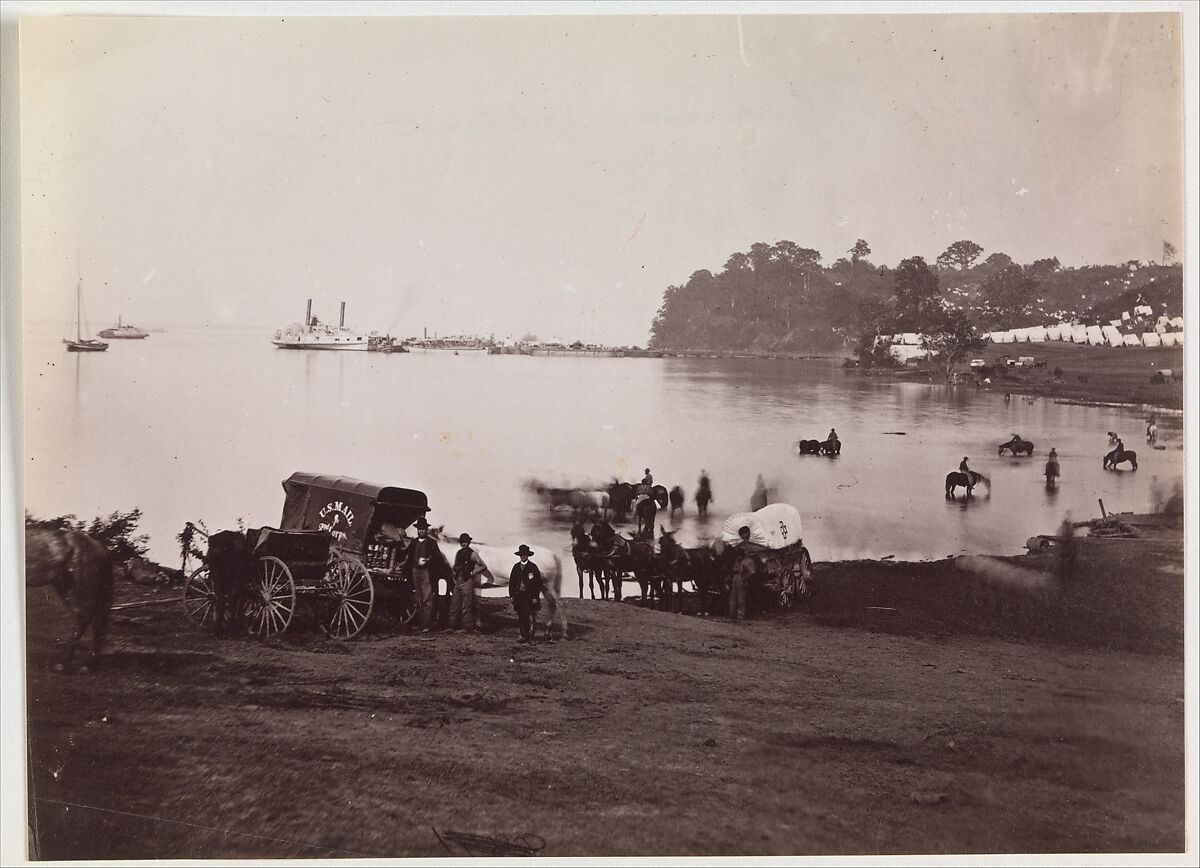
[[998, 436, 1035, 457], [820, 437, 841, 456], [668, 486, 685, 517], [797, 439, 823, 455], [945, 470, 990, 499], [634, 495, 658, 541], [1103, 447, 1138, 471], [25, 526, 114, 666], [607, 481, 636, 519]]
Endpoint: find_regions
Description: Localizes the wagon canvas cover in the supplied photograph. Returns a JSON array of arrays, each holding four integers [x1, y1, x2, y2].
[[721, 503, 804, 550], [280, 472, 429, 554]]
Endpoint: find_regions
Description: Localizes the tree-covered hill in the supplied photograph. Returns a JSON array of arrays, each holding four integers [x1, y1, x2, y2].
[[647, 239, 1181, 355]]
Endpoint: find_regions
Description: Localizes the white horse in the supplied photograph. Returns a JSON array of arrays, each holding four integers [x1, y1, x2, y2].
[[432, 529, 567, 639]]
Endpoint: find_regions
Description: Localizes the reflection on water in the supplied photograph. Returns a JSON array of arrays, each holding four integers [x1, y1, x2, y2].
[[23, 327, 1184, 566]]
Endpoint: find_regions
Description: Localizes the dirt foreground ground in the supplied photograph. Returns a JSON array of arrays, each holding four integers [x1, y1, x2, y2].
[[24, 533, 1185, 859]]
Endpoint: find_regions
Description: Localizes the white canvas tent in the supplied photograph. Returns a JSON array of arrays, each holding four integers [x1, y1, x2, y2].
[[1141, 332, 1162, 347], [1086, 326, 1106, 346], [1160, 332, 1178, 347], [901, 332, 922, 346], [1134, 304, 1153, 317], [1071, 324, 1088, 343], [991, 330, 1014, 344], [1122, 333, 1143, 347], [889, 345, 929, 363], [1102, 325, 1124, 347], [1026, 327, 1046, 343], [1170, 317, 1184, 329]]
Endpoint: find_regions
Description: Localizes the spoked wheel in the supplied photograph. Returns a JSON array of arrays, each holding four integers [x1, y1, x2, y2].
[[182, 566, 216, 629], [786, 549, 814, 609], [318, 559, 374, 639], [246, 556, 296, 637]]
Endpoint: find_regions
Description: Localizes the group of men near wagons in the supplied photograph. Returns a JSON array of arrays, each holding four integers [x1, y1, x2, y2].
[[399, 517, 548, 642]]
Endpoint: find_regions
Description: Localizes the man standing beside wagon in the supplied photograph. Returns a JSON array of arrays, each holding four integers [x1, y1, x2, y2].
[[450, 533, 488, 633], [402, 517, 450, 634]]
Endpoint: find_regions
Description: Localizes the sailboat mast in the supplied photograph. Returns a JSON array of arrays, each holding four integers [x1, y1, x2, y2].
[[76, 277, 83, 341]]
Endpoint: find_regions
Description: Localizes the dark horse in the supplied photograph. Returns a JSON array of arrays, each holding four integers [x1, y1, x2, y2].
[[1044, 457, 1061, 487], [590, 520, 660, 603], [1103, 447, 1138, 471], [634, 494, 658, 540], [570, 522, 609, 600], [945, 470, 990, 498], [206, 529, 258, 636], [998, 435, 1035, 457], [668, 485, 686, 517], [607, 481, 636, 519], [25, 526, 115, 667], [797, 439, 823, 455], [658, 527, 720, 615], [820, 437, 841, 456]]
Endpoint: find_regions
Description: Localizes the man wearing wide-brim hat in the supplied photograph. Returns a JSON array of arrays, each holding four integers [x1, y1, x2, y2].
[[509, 544, 543, 642], [402, 516, 450, 633], [450, 532, 487, 633]]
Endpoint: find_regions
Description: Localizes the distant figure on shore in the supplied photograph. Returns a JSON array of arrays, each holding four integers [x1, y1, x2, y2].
[[750, 474, 769, 512], [1146, 417, 1158, 446], [695, 470, 713, 518], [1004, 392, 1011, 404]]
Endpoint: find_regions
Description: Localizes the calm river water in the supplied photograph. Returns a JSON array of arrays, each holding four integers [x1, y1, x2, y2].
[[24, 326, 1183, 568]]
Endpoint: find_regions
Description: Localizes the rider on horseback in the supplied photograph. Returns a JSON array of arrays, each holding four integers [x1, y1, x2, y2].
[[960, 456, 970, 474]]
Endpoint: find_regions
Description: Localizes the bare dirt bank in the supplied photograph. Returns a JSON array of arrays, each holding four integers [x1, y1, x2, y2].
[[25, 533, 1184, 859]]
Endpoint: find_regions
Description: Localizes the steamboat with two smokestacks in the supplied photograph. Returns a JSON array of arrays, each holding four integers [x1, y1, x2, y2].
[[272, 299, 405, 352]]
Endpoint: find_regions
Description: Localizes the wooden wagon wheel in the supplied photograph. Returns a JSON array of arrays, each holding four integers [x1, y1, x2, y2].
[[246, 556, 296, 636], [182, 566, 216, 629], [780, 548, 814, 609], [318, 558, 374, 639]]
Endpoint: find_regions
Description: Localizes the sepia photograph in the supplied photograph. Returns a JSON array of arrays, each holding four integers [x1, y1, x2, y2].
[[3, 2, 1197, 863]]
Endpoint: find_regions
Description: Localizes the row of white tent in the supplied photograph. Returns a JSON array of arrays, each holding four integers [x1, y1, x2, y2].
[[983, 322, 1184, 348]]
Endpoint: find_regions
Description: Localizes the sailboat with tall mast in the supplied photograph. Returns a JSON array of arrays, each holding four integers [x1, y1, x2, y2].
[[63, 276, 109, 352]]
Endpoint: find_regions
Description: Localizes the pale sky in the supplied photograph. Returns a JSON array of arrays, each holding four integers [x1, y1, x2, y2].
[[19, 12, 1184, 345]]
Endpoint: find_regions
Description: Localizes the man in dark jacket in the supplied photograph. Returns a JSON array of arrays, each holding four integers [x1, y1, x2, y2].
[[403, 517, 449, 633], [450, 532, 487, 633], [509, 544, 543, 642]]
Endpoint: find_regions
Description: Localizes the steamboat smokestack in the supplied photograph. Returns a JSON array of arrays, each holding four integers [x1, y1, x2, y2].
[[339, 302, 346, 328], [305, 298, 312, 328]]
